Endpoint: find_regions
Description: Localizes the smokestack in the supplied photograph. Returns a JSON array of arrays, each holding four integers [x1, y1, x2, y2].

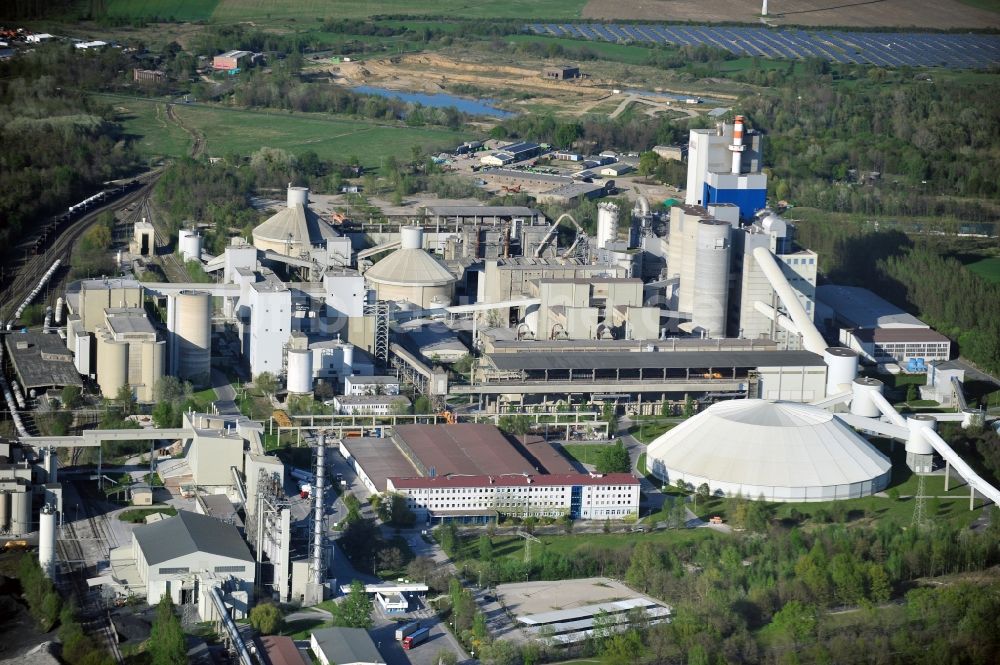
[[762, 0, 768, 17], [729, 115, 746, 175], [313, 436, 325, 586]]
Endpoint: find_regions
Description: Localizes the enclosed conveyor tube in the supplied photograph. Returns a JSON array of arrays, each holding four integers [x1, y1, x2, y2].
[[751, 247, 827, 355], [209, 586, 254, 665]]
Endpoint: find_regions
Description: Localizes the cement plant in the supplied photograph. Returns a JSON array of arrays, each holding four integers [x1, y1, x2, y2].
[[1, 5, 999, 665]]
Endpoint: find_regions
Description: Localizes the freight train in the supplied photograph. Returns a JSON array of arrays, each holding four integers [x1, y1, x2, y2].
[[27, 179, 140, 255]]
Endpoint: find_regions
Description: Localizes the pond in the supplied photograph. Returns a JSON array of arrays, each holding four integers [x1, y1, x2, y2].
[[352, 85, 514, 118]]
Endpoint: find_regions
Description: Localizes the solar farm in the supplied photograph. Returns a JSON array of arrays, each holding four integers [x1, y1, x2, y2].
[[526, 23, 1000, 69]]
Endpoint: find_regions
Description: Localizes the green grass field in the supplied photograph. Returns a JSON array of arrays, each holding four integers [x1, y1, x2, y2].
[[103, 0, 587, 22], [559, 443, 611, 467], [112, 99, 193, 159], [104, 0, 219, 22], [966, 256, 1000, 283], [105, 95, 466, 165], [959, 0, 1000, 13], [503, 34, 658, 66]]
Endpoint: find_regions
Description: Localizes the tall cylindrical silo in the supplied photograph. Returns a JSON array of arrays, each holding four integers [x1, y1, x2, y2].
[[141, 340, 166, 403], [38, 504, 56, 578], [175, 290, 211, 384], [850, 377, 883, 418], [823, 347, 860, 396], [287, 349, 313, 394], [691, 220, 731, 338], [55, 297, 64, 325], [0, 492, 9, 532], [596, 202, 619, 251], [342, 344, 354, 376], [179, 228, 204, 262], [96, 332, 128, 399], [10, 490, 31, 536]]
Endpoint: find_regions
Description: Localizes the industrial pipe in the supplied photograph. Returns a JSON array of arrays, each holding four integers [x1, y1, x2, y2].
[[313, 437, 325, 586], [751, 246, 827, 355], [208, 587, 254, 665]]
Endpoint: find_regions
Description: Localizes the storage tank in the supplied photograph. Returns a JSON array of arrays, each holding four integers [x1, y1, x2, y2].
[[400, 225, 423, 250], [96, 331, 128, 398], [287, 349, 313, 394], [140, 340, 166, 403], [0, 492, 9, 532], [55, 297, 64, 324], [174, 290, 211, 384], [524, 303, 540, 338], [850, 377, 883, 418], [691, 219, 731, 338], [342, 344, 354, 376], [179, 228, 204, 262], [596, 202, 619, 251], [906, 415, 936, 455], [364, 226, 455, 308], [823, 347, 859, 395], [288, 186, 309, 207], [10, 490, 31, 536], [38, 504, 56, 578]]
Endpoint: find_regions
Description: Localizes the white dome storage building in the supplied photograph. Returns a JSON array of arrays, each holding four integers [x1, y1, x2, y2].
[[646, 399, 892, 502]]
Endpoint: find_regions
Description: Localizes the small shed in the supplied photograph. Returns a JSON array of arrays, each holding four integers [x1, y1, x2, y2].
[[131, 484, 153, 506], [543, 65, 580, 80]]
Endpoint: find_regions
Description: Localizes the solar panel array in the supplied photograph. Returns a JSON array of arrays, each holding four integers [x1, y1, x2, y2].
[[525, 23, 1000, 69]]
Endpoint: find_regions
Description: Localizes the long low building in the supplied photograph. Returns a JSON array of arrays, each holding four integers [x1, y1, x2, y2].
[[387, 472, 640, 523], [461, 349, 829, 407]]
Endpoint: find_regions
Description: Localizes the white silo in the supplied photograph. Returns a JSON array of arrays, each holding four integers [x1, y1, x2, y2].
[[0, 492, 8, 532], [179, 228, 204, 262], [524, 303, 540, 338], [55, 297, 64, 324], [288, 186, 309, 207], [342, 344, 354, 376], [596, 202, 619, 251], [38, 504, 56, 578], [96, 331, 128, 399], [691, 219, 731, 337], [174, 290, 211, 384], [10, 490, 31, 536], [823, 347, 860, 396], [364, 226, 455, 308], [906, 415, 936, 473], [850, 377, 883, 418], [287, 349, 314, 394]]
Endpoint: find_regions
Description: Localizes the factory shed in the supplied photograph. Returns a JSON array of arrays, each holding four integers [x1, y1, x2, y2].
[[392, 423, 536, 477], [816, 285, 927, 329], [5, 331, 83, 392], [646, 399, 892, 502], [260, 635, 309, 665], [310, 627, 384, 665], [340, 437, 420, 493]]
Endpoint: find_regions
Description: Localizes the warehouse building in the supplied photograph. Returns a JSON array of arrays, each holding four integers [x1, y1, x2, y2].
[[310, 627, 384, 665], [646, 399, 892, 502], [330, 394, 410, 415], [213, 50, 251, 71], [4, 331, 82, 395], [128, 511, 254, 617], [480, 141, 540, 166]]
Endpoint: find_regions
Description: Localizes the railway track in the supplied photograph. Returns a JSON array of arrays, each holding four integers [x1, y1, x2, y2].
[[0, 171, 161, 323]]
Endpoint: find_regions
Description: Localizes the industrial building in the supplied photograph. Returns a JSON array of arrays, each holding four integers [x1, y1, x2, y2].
[[646, 399, 893, 502], [498, 578, 671, 646], [213, 50, 251, 71], [95, 307, 165, 402], [126, 510, 254, 617], [388, 472, 640, 522], [4, 331, 82, 396], [685, 116, 766, 221], [330, 394, 410, 415], [817, 284, 951, 367], [542, 65, 580, 80], [310, 627, 384, 665], [480, 141, 541, 166], [251, 186, 351, 268], [343, 375, 400, 396]]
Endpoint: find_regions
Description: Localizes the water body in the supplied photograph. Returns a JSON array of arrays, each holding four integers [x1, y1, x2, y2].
[[353, 85, 513, 118]]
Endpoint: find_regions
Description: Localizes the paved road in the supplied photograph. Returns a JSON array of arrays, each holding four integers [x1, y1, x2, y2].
[[211, 368, 240, 415]]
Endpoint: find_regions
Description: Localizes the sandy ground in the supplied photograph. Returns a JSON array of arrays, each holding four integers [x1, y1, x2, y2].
[[322, 53, 733, 120], [495, 577, 663, 616], [582, 0, 1000, 29]]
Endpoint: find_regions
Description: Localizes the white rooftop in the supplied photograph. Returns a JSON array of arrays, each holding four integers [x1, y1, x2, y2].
[[817, 284, 927, 329]]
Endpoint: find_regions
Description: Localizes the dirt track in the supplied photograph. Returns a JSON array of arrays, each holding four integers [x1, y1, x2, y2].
[[582, 0, 1000, 29]]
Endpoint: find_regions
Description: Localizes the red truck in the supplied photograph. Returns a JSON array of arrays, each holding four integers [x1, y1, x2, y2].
[[401, 627, 430, 649]]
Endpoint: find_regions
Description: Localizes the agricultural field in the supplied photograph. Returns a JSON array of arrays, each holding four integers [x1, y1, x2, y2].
[[581, 0, 1000, 29], [965, 256, 1000, 283], [103, 96, 466, 166], [103, 0, 589, 22]]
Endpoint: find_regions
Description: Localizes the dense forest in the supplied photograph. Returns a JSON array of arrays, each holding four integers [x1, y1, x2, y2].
[[0, 75, 135, 251]]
